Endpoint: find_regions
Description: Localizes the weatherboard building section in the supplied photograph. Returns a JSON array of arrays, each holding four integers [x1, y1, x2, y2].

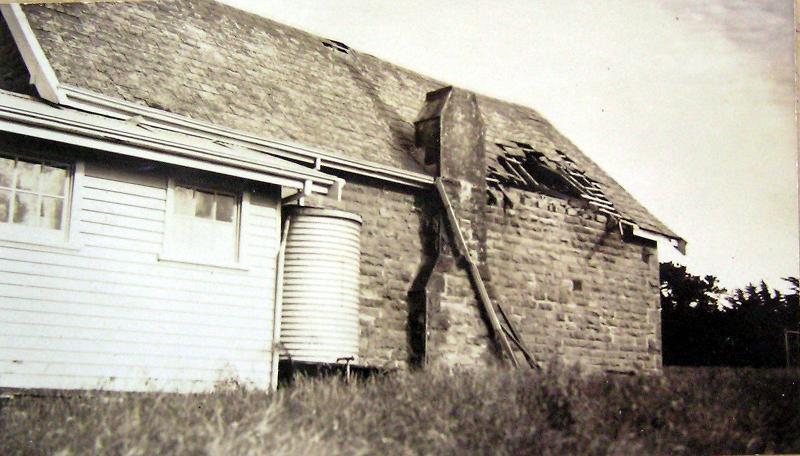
[[0, 1, 682, 392]]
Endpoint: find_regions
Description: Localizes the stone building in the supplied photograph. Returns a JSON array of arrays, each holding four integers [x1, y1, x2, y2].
[[0, 0, 682, 392]]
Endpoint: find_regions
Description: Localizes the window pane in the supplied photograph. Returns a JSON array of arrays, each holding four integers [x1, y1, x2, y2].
[[0, 189, 10, 222], [0, 157, 13, 188], [216, 194, 235, 222], [41, 165, 67, 196], [41, 196, 64, 230], [174, 186, 194, 216], [15, 160, 40, 192], [194, 190, 214, 219], [13, 192, 37, 226]]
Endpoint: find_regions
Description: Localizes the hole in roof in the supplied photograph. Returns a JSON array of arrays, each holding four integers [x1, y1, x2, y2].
[[322, 39, 350, 54], [488, 140, 625, 222]]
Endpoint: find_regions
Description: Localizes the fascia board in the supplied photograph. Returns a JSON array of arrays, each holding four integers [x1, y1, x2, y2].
[[60, 85, 436, 188], [0, 94, 337, 193], [0, 4, 66, 104], [633, 225, 687, 255], [3, 103, 337, 184], [0, 117, 329, 194]]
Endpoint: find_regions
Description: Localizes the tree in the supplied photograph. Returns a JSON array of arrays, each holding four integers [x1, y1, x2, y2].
[[723, 280, 800, 367], [659, 262, 800, 367], [659, 262, 727, 365]]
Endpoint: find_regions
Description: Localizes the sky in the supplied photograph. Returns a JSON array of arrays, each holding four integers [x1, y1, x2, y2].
[[219, 0, 798, 292]]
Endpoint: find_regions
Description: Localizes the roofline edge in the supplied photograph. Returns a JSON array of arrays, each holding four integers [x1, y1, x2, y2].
[[58, 85, 436, 189], [633, 226, 687, 255], [1, 4, 67, 104], [0, 90, 338, 195]]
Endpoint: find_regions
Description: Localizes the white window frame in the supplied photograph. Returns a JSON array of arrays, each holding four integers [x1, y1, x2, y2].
[[0, 151, 84, 251], [159, 175, 251, 270]]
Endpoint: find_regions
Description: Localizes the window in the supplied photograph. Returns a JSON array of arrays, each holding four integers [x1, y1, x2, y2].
[[163, 177, 242, 266], [0, 153, 78, 246]]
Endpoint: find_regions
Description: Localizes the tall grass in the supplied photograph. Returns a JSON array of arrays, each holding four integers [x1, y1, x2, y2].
[[1, 367, 797, 455]]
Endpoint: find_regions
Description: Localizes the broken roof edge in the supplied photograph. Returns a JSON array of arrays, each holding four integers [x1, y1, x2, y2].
[[479, 94, 683, 243], [633, 226, 687, 255], [0, 90, 342, 196]]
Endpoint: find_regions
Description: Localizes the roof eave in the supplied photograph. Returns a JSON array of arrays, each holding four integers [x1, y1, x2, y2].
[[0, 4, 65, 104], [632, 225, 687, 255], [58, 85, 435, 188], [0, 90, 340, 195]]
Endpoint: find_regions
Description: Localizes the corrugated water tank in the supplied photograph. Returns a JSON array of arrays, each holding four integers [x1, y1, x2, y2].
[[279, 206, 362, 363]]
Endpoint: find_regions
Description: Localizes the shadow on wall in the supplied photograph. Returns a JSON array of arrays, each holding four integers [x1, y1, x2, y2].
[[406, 191, 442, 368]]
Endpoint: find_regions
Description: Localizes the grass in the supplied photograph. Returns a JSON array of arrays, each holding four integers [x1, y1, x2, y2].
[[1, 367, 798, 455]]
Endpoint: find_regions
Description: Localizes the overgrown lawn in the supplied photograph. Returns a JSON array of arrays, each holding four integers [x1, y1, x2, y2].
[[1, 367, 797, 455]]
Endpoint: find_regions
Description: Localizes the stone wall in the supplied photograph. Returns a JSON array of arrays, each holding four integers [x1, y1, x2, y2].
[[309, 87, 663, 374], [305, 175, 433, 370], [424, 178, 496, 369], [484, 188, 662, 373], [307, 174, 499, 371]]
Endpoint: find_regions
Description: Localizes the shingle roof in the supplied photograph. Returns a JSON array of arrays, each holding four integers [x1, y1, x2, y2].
[[0, 19, 32, 95], [18, 0, 678, 238]]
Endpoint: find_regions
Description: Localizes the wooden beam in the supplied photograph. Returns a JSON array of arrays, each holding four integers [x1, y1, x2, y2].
[[507, 159, 542, 190], [435, 178, 519, 368], [0, 5, 67, 104]]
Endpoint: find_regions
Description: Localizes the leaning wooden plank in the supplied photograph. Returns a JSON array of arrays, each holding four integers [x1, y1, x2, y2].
[[435, 178, 519, 368], [501, 325, 540, 370], [495, 300, 540, 369]]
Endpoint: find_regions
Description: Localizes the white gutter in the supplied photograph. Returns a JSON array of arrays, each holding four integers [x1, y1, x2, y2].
[[0, 91, 339, 194], [60, 86, 435, 188]]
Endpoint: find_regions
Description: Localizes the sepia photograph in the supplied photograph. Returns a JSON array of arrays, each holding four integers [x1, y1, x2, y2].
[[0, 0, 797, 454]]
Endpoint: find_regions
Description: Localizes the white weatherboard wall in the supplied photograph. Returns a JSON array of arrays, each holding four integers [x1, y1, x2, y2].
[[0, 160, 280, 392]]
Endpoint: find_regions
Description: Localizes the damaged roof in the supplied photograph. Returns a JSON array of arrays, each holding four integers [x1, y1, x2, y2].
[[15, 0, 678, 238]]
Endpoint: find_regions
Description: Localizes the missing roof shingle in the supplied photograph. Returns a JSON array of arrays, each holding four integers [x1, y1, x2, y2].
[[488, 141, 626, 222], [322, 39, 350, 54], [511, 140, 534, 150]]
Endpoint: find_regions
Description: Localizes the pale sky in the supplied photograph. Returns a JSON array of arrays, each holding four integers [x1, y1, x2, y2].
[[219, 0, 798, 292]]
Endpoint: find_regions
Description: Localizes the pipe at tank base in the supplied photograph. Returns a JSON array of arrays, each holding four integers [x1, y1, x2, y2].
[[270, 216, 291, 391]]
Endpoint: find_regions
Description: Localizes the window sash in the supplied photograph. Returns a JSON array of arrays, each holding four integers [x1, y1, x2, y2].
[[0, 154, 71, 232], [164, 178, 242, 265]]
